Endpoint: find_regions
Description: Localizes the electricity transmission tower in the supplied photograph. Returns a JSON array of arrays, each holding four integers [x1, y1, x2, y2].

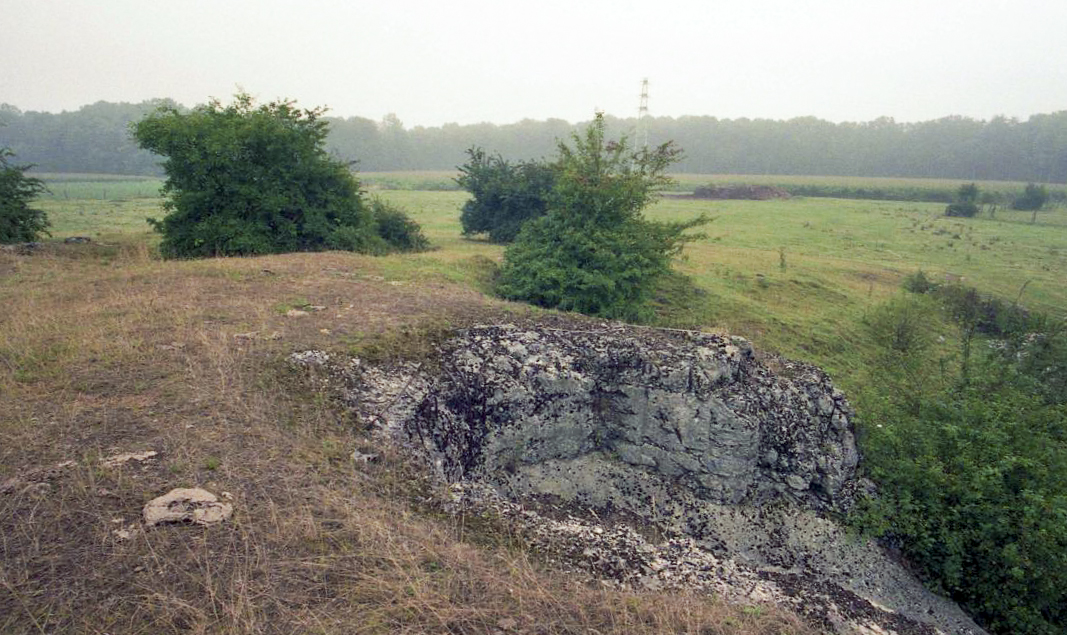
[[635, 78, 650, 152]]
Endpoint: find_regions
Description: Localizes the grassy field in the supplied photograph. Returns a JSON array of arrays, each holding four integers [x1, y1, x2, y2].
[[355, 170, 1067, 205], [3, 178, 1067, 633], [33, 173, 165, 201], [671, 173, 1067, 203], [371, 189, 1067, 380], [29, 183, 1067, 379], [33, 170, 1067, 205]]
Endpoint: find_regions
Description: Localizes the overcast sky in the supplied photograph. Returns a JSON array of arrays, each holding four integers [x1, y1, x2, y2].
[[3, 0, 1065, 127]]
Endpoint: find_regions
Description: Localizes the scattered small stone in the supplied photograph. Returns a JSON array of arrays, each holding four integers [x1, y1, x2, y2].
[[143, 488, 234, 527], [352, 450, 379, 464], [288, 350, 331, 367], [0, 242, 42, 255], [102, 450, 158, 468], [285, 309, 309, 317]]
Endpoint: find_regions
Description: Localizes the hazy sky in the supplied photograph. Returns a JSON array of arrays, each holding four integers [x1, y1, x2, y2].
[[3, 0, 1066, 127]]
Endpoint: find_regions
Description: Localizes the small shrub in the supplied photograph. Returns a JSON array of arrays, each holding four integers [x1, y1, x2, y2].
[[368, 197, 430, 253], [901, 270, 937, 294], [944, 202, 978, 217], [934, 283, 1031, 336], [866, 295, 936, 355]]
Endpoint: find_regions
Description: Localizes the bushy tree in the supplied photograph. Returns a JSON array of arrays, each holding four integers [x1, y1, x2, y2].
[[0, 147, 49, 243], [957, 182, 979, 204], [496, 114, 707, 321], [944, 182, 979, 217], [133, 93, 424, 258], [456, 148, 555, 243], [1012, 182, 1049, 211]]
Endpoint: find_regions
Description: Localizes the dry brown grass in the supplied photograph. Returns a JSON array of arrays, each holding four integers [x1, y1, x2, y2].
[[0, 245, 818, 634]]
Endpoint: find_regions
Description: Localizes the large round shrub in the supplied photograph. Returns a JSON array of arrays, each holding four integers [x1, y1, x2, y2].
[[134, 93, 414, 258]]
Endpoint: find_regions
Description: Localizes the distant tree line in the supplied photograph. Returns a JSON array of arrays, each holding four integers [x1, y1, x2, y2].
[[2, 100, 1067, 182]]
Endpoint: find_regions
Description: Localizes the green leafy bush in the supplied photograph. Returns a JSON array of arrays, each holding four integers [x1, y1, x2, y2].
[[901, 272, 1032, 337], [367, 197, 430, 253], [866, 295, 937, 355], [901, 269, 937, 294], [855, 378, 1067, 635], [133, 93, 420, 258], [496, 114, 707, 321], [456, 148, 555, 243], [0, 147, 49, 243]]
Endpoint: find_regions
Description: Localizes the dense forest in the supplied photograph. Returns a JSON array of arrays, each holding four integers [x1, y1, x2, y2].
[[2, 100, 1066, 182]]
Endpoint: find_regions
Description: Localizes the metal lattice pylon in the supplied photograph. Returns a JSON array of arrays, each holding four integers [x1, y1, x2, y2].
[[636, 78, 650, 152]]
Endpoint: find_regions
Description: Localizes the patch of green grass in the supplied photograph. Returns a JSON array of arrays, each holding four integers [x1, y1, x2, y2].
[[344, 317, 455, 367], [36, 198, 163, 240], [34, 174, 165, 200]]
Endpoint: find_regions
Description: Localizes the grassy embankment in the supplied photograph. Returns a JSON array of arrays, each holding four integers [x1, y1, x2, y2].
[[3, 173, 1065, 633]]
